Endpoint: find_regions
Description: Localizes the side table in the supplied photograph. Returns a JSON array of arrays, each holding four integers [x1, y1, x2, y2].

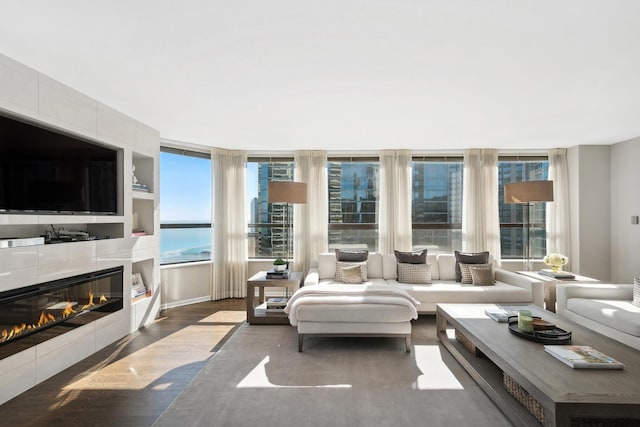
[[246, 271, 303, 325], [517, 271, 600, 313]]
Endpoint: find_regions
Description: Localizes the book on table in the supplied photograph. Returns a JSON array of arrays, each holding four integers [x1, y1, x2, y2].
[[538, 269, 575, 279], [544, 345, 624, 369], [266, 297, 289, 309], [266, 270, 290, 279], [484, 308, 518, 322]]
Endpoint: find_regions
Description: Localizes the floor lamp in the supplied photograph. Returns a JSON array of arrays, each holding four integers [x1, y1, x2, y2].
[[267, 181, 308, 270], [504, 180, 554, 271]]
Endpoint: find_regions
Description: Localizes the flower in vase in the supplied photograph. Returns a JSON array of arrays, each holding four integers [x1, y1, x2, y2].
[[543, 253, 568, 272]]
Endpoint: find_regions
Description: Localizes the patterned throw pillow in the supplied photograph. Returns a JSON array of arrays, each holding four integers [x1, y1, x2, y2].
[[335, 261, 368, 282], [459, 263, 492, 285], [397, 262, 431, 284], [341, 265, 364, 284], [633, 277, 640, 307], [469, 264, 495, 286], [454, 251, 490, 282]]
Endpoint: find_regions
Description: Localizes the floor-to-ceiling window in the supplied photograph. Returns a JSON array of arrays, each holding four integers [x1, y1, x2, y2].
[[411, 157, 463, 253], [498, 156, 549, 259], [246, 157, 295, 258], [327, 158, 379, 251], [159, 148, 212, 264]]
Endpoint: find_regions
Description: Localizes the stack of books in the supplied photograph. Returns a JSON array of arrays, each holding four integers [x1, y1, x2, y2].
[[544, 345, 624, 369], [266, 269, 290, 279], [266, 297, 289, 313], [132, 182, 150, 192], [539, 269, 575, 279]]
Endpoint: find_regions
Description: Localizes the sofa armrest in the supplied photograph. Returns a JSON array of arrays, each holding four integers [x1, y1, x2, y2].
[[495, 269, 545, 308], [556, 283, 634, 311], [304, 268, 320, 287]]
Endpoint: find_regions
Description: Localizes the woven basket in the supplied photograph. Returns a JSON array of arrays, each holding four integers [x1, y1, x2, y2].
[[454, 329, 480, 356], [633, 277, 640, 307], [503, 373, 546, 425]]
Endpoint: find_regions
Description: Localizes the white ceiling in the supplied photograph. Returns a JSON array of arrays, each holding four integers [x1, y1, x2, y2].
[[2, 1, 640, 152]]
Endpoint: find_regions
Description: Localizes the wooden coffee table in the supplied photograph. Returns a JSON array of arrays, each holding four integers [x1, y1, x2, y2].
[[436, 303, 640, 427]]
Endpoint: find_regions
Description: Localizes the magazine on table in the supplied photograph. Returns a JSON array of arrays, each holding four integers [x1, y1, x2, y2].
[[544, 345, 624, 369], [484, 308, 518, 322]]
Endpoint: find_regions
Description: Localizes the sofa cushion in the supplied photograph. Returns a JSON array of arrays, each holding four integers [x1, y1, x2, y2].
[[397, 263, 431, 284], [390, 280, 532, 306], [436, 254, 455, 281], [335, 261, 367, 282], [367, 253, 383, 279], [454, 251, 490, 282], [318, 253, 338, 279], [394, 249, 427, 264], [336, 249, 369, 262], [567, 298, 640, 337]]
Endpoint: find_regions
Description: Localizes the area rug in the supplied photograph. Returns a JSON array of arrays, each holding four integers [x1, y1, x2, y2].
[[153, 317, 511, 427]]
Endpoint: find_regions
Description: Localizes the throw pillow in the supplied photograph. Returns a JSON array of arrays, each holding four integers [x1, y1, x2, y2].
[[394, 249, 427, 264], [633, 277, 640, 308], [454, 251, 490, 282], [341, 265, 364, 284], [335, 261, 368, 282], [335, 249, 369, 262], [469, 264, 495, 286], [397, 262, 432, 284], [459, 262, 492, 285]]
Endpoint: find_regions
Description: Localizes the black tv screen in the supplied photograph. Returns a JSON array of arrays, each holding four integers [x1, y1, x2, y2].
[[0, 114, 118, 215]]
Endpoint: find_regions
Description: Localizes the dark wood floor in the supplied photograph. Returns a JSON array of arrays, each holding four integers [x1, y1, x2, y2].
[[0, 298, 247, 427]]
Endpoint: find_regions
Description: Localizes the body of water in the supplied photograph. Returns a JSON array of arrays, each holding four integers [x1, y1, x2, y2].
[[160, 228, 211, 264]]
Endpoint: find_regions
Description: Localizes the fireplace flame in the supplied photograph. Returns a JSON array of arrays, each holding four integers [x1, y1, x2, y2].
[[1, 293, 110, 344]]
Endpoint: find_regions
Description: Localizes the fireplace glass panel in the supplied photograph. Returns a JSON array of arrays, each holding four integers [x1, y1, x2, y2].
[[0, 266, 123, 359]]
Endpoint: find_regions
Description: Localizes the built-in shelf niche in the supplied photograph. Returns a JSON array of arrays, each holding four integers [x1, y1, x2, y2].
[[0, 222, 124, 241], [132, 151, 154, 193]]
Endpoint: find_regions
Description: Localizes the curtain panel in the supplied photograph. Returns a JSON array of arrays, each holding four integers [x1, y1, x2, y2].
[[294, 150, 328, 273], [546, 148, 571, 268], [378, 149, 413, 253], [212, 148, 247, 300], [462, 149, 501, 265]]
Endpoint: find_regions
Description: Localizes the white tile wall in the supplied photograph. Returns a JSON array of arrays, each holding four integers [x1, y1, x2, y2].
[[38, 75, 97, 138]]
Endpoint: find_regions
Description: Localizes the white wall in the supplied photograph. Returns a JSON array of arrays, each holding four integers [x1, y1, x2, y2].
[[610, 137, 640, 282], [567, 145, 611, 281]]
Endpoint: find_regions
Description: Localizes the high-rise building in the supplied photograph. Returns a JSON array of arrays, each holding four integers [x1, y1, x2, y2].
[[257, 162, 294, 257]]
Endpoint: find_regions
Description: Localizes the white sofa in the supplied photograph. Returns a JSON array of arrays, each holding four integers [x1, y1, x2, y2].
[[305, 252, 544, 313], [556, 283, 640, 351]]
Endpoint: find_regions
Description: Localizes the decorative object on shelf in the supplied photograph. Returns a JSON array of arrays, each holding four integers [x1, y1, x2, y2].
[[543, 253, 568, 274], [504, 180, 554, 271], [507, 316, 572, 344], [132, 164, 150, 192], [266, 269, 290, 279], [267, 181, 308, 269], [544, 345, 624, 369], [131, 272, 147, 297], [272, 258, 287, 271]]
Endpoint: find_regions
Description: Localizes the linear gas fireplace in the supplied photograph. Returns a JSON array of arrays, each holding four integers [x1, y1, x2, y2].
[[0, 266, 123, 360]]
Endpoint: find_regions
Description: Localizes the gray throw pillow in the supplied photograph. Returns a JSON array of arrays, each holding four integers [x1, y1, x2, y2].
[[454, 251, 490, 282], [469, 264, 495, 286], [394, 249, 427, 264], [335, 249, 369, 262], [633, 277, 640, 307]]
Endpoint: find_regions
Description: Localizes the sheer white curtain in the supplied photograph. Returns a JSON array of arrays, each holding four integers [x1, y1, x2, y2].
[[546, 148, 571, 265], [378, 149, 413, 253], [462, 149, 501, 265], [211, 148, 247, 300], [294, 150, 328, 273]]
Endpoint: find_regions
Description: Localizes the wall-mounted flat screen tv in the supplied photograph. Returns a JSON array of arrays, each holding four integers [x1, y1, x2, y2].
[[0, 113, 119, 215]]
